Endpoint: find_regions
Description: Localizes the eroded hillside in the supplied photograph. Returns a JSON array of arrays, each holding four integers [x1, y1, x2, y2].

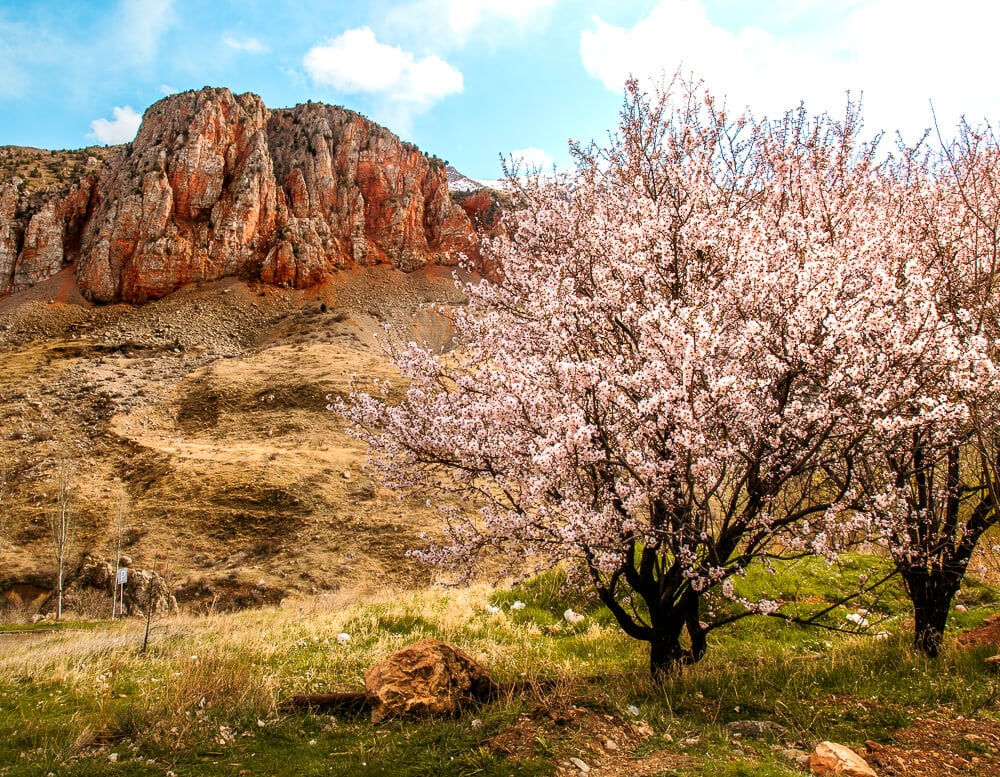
[[0, 265, 470, 612]]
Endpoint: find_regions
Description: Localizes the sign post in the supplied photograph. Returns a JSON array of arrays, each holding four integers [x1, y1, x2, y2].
[[115, 567, 128, 618]]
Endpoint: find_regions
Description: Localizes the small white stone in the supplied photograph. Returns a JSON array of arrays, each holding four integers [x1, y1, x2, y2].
[[563, 608, 585, 625], [336, 632, 351, 644], [627, 704, 640, 716], [569, 757, 590, 773], [510, 600, 526, 610]]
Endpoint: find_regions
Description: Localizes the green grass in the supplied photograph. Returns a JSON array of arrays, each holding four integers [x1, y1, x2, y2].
[[1, 558, 999, 776], [0, 619, 103, 633]]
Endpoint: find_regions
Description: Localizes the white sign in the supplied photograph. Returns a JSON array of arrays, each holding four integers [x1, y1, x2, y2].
[[116, 568, 128, 585]]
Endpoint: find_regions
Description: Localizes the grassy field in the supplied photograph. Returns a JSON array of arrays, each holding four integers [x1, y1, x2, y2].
[[2, 559, 1000, 776]]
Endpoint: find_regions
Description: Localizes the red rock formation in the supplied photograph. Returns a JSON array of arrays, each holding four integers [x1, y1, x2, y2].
[[0, 177, 97, 297], [456, 188, 505, 235], [261, 102, 474, 286], [78, 88, 280, 303], [0, 184, 19, 295], [0, 87, 483, 303], [15, 180, 95, 294]]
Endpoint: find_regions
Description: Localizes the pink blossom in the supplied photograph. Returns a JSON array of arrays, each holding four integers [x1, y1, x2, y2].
[[339, 75, 1000, 674]]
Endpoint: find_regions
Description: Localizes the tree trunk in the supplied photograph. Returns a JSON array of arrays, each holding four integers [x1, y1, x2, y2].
[[649, 624, 688, 678], [904, 568, 959, 658], [648, 592, 706, 678], [56, 565, 63, 621]]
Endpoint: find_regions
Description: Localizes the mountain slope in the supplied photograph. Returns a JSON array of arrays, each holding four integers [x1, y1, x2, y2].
[[0, 264, 470, 612]]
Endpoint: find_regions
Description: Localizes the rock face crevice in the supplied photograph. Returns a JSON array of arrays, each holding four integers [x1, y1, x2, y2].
[[0, 87, 479, 303]]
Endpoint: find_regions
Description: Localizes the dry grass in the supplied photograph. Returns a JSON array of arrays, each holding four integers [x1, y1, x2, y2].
[[0, 580, 637, 759], [2, 565, 1000, 776]]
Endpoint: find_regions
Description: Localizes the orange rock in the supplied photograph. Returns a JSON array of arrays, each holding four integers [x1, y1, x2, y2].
[[364, 638, 496, 724], [809, 741, 878, 776]]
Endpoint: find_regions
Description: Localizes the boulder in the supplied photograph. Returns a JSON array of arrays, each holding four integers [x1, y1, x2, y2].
[[724, 719, 788, 740], [123, 568, 177, 616], [809, 741, 878, 776], [58, 556, 177, 617], [363, 638, 496, 723]]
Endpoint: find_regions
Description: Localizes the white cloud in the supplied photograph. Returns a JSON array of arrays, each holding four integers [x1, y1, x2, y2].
[[279, 65, 307, 86], [160, 83, 179, 95], [386, 0, 558, 48], [580, 1, 840, 120], [510, 146, 554, 171], [223, 34, 269, 54], [580, 0, 1000, 140], [90, 106, 142, 144], [0, 15, 60, 98], [113, 0, 174, 66], [303, 27, 462, 109], [445, 0, 557, 41]]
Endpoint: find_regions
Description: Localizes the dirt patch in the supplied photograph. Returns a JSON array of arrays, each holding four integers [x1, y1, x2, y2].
[[173, 573, 287, 612], [957, 613, 1000, 648], [249, 382, 339, 411], [117, 444, 173, 491], [176, 378, 226, 431], [867, 717, 1000, 776], [487, 700, 688, 776], [207, 485, 310, 513], [0, 581, 49, 613]]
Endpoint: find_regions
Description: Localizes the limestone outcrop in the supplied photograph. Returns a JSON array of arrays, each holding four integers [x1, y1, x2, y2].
[[0, 87, 482, 303]]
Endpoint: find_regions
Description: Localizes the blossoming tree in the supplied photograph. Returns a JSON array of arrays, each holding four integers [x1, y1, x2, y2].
[[345, 79, 969, 675], [848, 122, 1000, 657]]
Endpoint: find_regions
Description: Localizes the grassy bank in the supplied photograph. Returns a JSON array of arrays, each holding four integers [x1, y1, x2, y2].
[[1, 561, 999, 776]]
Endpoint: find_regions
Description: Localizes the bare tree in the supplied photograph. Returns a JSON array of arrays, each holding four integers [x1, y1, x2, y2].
[[46, 461, 76, 621], [111, 484, 128, 619], [0, 462, 10, 559]]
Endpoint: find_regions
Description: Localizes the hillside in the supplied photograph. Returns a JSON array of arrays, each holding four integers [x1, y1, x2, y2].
[[0, 263, 471, 613], [0, 145, 113, 193]]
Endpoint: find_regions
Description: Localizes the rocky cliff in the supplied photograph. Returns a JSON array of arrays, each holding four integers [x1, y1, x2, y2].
[[0, 88, 479, 303]]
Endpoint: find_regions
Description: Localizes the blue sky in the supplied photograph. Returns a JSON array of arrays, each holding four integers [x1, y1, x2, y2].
[[2, 0, 999, 180]]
